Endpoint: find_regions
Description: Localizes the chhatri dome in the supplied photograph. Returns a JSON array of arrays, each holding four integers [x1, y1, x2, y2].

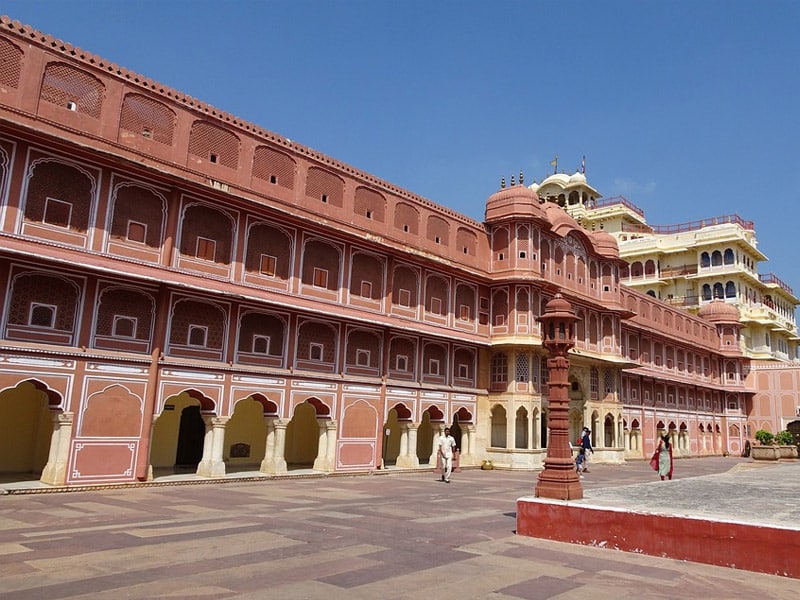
[[697, 298, 740, 323]]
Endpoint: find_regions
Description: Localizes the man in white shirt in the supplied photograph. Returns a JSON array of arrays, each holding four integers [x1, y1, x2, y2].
[[438, 427, 457, 483]]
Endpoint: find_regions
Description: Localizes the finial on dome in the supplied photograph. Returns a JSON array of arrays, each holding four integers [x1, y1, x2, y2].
[[501, 176, 506, 189], [519, 170, 524, 185], [511, 175, 515, 186]]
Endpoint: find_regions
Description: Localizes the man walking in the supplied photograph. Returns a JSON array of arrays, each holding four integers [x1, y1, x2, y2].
[[580, 427, 594, 472], [438, 427, 457, 483]]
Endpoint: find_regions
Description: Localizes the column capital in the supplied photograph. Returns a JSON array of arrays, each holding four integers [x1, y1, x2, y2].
[[54, 411, 75, 425]]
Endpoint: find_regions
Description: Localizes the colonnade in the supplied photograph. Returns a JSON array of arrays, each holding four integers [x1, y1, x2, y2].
[[393, 422, 478, 468]]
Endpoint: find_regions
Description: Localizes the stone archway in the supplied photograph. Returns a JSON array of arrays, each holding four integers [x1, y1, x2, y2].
[[150, 390, 215, 476], [0, 379, 63, 483], [786, 420, 800, 444], [285, 397, 335, 472]]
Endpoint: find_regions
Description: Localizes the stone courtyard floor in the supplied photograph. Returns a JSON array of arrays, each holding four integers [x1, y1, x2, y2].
[[1, 456, 798, 599]]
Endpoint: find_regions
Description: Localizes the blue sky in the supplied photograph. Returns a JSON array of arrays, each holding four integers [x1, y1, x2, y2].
[[4, 0, 799, 301]]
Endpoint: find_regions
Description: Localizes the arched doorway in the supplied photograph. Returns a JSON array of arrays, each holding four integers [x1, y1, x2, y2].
[[225, 395, 275, 473], [285, 402, 319, 469], [490, 404, 507, 448], [382, 404, 411, 467], [0, 379, 59, 482], [604, 413, 615, 447], [150, 390, 215, 475], [175, 405, 205, 467], [786, 420, 800, 444]]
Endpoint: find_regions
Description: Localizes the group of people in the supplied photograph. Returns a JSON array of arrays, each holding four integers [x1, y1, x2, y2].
[[436, 425, 674, 484], [574, 427, 674, 482]]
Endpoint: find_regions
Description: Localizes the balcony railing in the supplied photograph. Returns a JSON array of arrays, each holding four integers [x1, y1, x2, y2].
[[664, 296, 700, 307], [759, 273, 794, 296], [660, 265, 699, 278], [650, 214, 754, 235], [588, 195, 646, 218]]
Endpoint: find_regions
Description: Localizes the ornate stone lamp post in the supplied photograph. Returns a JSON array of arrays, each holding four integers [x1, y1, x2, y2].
[[535, 293, 583, 500]]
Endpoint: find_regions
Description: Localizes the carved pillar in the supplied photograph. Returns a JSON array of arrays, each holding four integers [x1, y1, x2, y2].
[[40, 411, 74, 485], [535, 294, 583, 500], [196, 416, 228, 478]]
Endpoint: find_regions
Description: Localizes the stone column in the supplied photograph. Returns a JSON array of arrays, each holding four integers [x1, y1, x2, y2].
[[429, 424, 444, 469], [325, 420, 338, 472], [398, 422, 420, 468], [40, 411, 74, 485], [272, 418, 288, 473], [312, 419, 327, 471], [260, 418, 276, 474], [462, 424, 478, 465], [395, 422, 412, 468], [196, 416, 228, 478]]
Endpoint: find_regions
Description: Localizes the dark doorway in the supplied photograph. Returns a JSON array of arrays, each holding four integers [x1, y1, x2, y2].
[[175, 405, 204, 466], [541, 409, 548, 448]]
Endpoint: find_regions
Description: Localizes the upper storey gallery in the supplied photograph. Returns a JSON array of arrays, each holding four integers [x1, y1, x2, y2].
[[0, 17, 628, 304], [0, 18, 491, 272]]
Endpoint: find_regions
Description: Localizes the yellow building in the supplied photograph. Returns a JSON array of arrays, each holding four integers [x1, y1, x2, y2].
[[532, 173, 799, 363]]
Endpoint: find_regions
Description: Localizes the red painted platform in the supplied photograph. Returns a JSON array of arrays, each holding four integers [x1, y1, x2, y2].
[[517, 497, 800, 579]]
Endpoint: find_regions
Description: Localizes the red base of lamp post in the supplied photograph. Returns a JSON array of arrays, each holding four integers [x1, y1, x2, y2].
[[535, 457, 583, 500]]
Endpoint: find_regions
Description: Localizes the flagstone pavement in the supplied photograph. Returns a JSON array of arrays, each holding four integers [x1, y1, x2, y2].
[[1, 457, 798, 599]]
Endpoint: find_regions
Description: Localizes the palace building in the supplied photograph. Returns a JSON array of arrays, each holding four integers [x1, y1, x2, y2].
[[533, 174, 799, 363], [0, 17, 797, 487]]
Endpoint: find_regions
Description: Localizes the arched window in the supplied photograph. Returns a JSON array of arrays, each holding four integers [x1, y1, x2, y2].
[[725, 281, 736, 298], [700, 252, 710, 268], [713, 282, 724, 299], [711, 251, 722, 266], [702, 284, 712, 300], [723, 248, 734, 265]]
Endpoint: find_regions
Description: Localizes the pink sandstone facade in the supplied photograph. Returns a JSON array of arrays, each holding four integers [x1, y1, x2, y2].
[[0, 17, 796, 487]]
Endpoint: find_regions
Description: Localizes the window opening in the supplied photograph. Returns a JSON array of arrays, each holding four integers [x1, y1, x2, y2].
[[356, 349, 370, 366], [313, 268, 328, 288], [253, 335, 270, 354], [260, 254, 277, 277], [398, 288, 411, 307], [196, 237, 216, 261], [112, 316, 137, 338], [188, 325, 207, 347], [459, 304, 470, 321], [127, 221, 147, 243], [44, 197, 72, 227], [30, 304, 56, 328]]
